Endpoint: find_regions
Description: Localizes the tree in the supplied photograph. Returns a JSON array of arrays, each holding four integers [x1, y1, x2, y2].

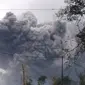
[[57, 0, 85, 21], [55, 1, 85, 82], [37, 76, 47, 85], [52, 77, 61, 85], [26, 78, 32, 85], [79, 73, 85, 85], [63, 76, 71, 85], [52, 76, 71, 85], [55, 0, 85, 51]]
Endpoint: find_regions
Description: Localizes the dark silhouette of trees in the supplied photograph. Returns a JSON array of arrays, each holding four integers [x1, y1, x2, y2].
[[37, 76, 47, 85], [79, 73, 85, 85], [52, 76, 71, 85], [26, 79, 32, 85]]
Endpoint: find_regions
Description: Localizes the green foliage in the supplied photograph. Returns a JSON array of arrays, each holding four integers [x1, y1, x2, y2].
[[38, 76, 47, 85], [79, 73, 85, 85], [63, 76, 71, 85], [52, 77, 61, 85], [26, 79, 32, 85], [52, 76, 71, 85]]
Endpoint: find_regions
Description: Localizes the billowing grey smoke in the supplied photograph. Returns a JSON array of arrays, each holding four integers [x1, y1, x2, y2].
[[0, 11, 67, 85]]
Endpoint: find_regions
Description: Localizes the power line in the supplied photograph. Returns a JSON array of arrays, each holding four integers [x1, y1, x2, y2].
[[0, 9, 59, 10]]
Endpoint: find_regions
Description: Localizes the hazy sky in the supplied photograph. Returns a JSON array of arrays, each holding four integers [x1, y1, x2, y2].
[[0, 0, 65, 23]]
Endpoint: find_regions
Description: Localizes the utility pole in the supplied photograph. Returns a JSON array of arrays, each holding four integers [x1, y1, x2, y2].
[[22, 64, 27, 85], [61, 56, 63, 85], [61, 39, 64, 85]]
